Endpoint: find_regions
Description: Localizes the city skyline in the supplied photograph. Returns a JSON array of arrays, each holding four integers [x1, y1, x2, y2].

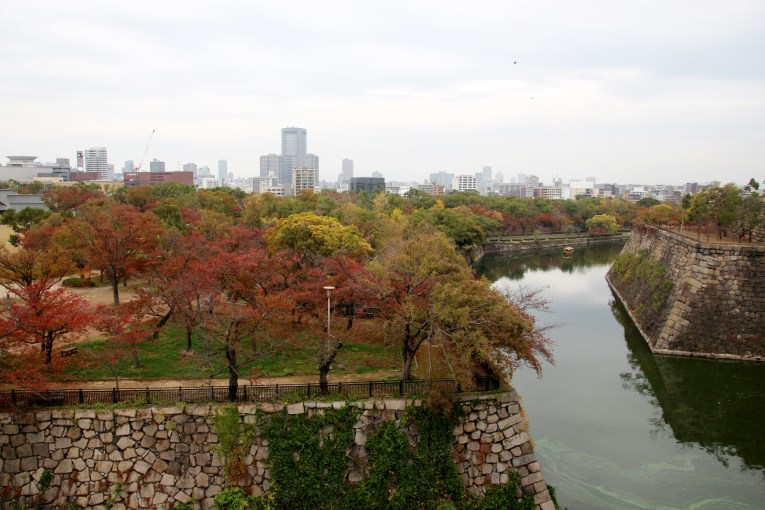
[[2, 1, 763, 186]]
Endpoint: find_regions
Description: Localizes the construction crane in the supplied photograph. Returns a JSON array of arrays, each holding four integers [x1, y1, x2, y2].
[[133, 129, 156, 172]]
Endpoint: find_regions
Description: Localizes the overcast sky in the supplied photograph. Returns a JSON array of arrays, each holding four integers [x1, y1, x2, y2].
[[2, 0, 764, 186]]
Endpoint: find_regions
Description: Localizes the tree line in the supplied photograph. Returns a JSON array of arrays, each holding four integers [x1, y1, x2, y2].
[[0, 184, 555, 399]]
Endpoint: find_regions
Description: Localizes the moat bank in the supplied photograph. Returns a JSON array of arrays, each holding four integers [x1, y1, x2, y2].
[[607, 226, 765, 360]]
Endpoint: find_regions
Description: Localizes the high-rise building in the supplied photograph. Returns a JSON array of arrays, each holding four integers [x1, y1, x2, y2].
[[149, 159, 165, 173], [430, 171, 454, 187], [183, 162, 198, 178], [303, 153, 319, 182], [83, 147, 110, 180], [218, 160, 227, 183], [76, 151, 84, 169], [341, 158, 354, 182], [482, 166, 492, 182], [280, 127, 307, 185], [292, 167, 316, 195], [350, 177, 385, 193], [124, 160, 134, 172], [260, 154, 282, 178]]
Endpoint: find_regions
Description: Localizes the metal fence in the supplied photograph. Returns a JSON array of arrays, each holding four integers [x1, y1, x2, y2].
[[0, 377, 497, 409]]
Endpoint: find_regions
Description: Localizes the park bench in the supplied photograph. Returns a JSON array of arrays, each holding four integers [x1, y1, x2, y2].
[[61, 346, 78, 356]]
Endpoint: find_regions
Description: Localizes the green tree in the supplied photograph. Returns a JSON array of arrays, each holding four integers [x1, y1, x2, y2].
[[265, 212, 372, 265], [585, 214, 619, 234]]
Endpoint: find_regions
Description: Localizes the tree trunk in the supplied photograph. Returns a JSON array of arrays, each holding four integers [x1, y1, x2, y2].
[[401, 352, 414, 382], [186, 326, 193, 352], [132, 347, 142, 369], [111, 278, 120, 306], [152, 306, 175, 340], [225, 326, 239, 402], [318, 340, 343, 394], [44, 335, 53, 364]]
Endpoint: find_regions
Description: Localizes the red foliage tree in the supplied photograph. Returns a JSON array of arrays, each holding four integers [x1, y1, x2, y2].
[[72, 202, 163, 305], [0, 280, 93, 364]]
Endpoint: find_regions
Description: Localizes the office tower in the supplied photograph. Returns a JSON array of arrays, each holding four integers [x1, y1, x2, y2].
[[495, 171, 504, 183], [198, 166, 212, 177], [430, 171, 455, 187], [482, 166, 492, 182], [341, 158, 354, 182], [149, 159, 165, 173], [218, 160, 227, 183], [350, 177, 385, 193], [303, 153, 319, 182], [292, 167, 316, 195], [526, 175, 540, 188], [183, 162, 198, 179], [124, 160, 134, 172], [517, 173, 527, 184], [76, 151, 84, 169], [260, 154, 283, 178], [280, 127, 307, 185], [371, 171, 383, 178], [83, 147, 110, 180]]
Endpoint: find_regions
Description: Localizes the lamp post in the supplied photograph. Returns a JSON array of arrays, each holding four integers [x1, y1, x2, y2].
[[323, 286, 335, 334]]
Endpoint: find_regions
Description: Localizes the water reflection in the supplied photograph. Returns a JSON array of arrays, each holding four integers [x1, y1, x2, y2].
[[479, 243, 765, 509], [611, 297, 765, 476], [477, 243, 626, 281]]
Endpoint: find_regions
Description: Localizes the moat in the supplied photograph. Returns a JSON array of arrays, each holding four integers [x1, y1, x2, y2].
[[477, 243, 765, 510]]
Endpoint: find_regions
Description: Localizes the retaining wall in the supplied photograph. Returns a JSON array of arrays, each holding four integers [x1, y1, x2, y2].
[[0, 392, 554, 510], [607, 226, 765, 359]]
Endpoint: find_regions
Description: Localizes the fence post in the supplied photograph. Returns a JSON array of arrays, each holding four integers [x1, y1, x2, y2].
[[146, 387, 150, 405], [79, 389, 84, 404], [369, 381, 373, 398], [275, 384, 279, 400], [399, 380, 404, 395], [179, 387, 182, 402], [112, 388, 117, 404], [307, 383, 311, 399], [11, 389, 15, 404], [338, 382, 342, 395]]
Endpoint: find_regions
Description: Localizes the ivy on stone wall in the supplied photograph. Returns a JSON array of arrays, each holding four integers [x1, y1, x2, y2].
[[263, 405, 359, 510], [609, 250, 674, 330], [220, 404, 538, 510]]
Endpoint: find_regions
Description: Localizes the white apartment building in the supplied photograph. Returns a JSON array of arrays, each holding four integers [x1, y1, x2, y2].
[[83, 147, 111, 180], [291, 167, 316, 195], [452, 175, 477, 192]]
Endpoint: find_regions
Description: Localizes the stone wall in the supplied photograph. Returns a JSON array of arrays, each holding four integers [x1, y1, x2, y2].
[[607, 226, 765, 359], [0, 392, 554, 510]]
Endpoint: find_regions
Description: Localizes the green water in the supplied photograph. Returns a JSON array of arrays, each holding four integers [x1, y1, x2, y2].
[[476, 244, 765, 510]]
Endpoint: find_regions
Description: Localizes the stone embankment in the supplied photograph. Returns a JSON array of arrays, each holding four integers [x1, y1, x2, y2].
[[607, 226, 765, 359], [0, 392, 554, 510]]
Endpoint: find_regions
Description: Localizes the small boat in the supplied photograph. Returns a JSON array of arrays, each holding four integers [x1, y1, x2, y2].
[[563, 246, 574, 256]]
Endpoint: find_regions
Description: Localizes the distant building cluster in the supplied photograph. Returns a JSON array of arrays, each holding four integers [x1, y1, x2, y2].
[[0, 126, 723, 211]]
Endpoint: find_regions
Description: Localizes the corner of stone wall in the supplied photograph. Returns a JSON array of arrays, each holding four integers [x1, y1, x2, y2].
[[454, 392, 555, 510]]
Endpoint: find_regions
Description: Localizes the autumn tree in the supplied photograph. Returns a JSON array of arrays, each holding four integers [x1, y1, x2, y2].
[[430, 278, 553, 386], [0, 280, 93, 364], [42, 183, 105, 212], [72, 202, 163, 305], [95, 299, 153, 373], [266, 212, 377, 390], [370, 228, 471, 381], [195, 228, 296, 400]]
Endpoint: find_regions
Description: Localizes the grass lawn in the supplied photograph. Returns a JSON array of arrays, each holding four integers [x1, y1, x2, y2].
[[61, 323, 401, 382]]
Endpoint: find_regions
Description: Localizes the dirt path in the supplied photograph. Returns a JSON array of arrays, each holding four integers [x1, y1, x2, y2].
[[45, 370, 402, 390]]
